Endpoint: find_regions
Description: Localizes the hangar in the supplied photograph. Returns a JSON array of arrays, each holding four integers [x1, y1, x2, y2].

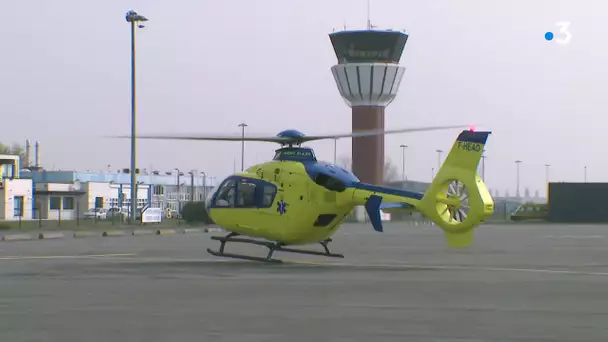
[[547, 182, 608, 222]]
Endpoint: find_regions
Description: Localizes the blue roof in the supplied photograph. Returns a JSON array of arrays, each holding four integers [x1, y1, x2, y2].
[[19, 170, 216, 187]]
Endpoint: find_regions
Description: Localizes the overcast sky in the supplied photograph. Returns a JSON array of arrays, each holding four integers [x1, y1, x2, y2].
[[1, 0, 605, 195]]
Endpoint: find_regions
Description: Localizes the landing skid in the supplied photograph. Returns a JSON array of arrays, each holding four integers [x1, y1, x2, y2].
[[206, 232, 345, 263]]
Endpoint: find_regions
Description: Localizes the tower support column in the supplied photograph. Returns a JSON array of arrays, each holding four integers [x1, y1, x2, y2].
[[352, 106, 385, 184]]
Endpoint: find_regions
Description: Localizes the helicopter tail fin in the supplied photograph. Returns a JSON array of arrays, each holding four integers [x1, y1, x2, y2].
[[417, 129, 495, 247]]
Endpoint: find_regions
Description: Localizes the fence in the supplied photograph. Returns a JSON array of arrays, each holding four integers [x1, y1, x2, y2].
[[2, 203, 185, 229]]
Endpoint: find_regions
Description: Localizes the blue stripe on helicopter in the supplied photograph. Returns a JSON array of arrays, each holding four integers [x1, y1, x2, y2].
[[354, 183, 424, 200], [456, 130, 491, 144], [379, 202, 415, 210]]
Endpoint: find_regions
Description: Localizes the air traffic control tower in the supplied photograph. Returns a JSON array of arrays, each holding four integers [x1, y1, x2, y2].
[[329, 29, 408, 184]]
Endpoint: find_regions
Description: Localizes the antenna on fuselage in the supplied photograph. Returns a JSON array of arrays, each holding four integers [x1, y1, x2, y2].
[[281, 142, 302, 148], [366, 0, 371, 29]]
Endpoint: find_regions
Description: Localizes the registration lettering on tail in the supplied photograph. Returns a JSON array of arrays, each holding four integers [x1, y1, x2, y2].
[[457, 141, 482, 152]]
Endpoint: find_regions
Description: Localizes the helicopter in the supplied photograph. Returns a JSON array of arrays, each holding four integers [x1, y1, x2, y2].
[[121, 125, 495, 263]]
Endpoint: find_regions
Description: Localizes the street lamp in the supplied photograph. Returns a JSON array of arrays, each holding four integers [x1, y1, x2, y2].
[[584, 166, 587, 182], [544, 164, 550, 184], [435, 149, 443, 170], [515, 160, 522, 198], [188, 170, 197, 202], [125, 10, 148, 222], [399, 144, 408, 181], [333, 138, 338, 165], [200, 171, 207, 201], [174, 168, 181, 213], [238, 123, 248, 171]]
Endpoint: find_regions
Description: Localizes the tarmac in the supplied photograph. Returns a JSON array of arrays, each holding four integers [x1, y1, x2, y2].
[[1, 222, 608, 341]]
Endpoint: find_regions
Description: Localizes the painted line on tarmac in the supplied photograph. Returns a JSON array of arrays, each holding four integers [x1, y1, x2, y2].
[[5, 252, 606, 277], [543, 235, 606, 239], [276, 260, 608, 277], [0, 253, 137, 261], [75, 255, 608, 277], [300, 262, 608, 277]]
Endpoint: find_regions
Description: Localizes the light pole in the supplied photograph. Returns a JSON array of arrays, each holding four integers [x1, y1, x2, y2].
[[174, 168, 181, 213], [238, 122, 248, 171], [584, 166, 587, 182], [399, 144, 408, 181], [544, 164, 550, 185], [515, 160, 522, 198], [188, 170, 196, 202], [125, 10, 148, 223], [200, 171, 207, 201], [333, 138, 338, 164], [435, 149, 443, 170]]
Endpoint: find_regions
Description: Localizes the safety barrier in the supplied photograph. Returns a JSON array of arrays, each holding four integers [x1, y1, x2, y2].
[[38, 232, 65, 240], [133, 229, 156, 236], [2, 233, 37, 241], [156, 229, 178, 235]]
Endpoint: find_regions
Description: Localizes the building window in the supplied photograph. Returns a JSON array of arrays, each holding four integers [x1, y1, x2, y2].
[[154, 185, 164, 195], [94, 197, 103, 208], [63, 197, 75, 210], [14, 196, 24, 217], [50, 196, 61, 210]]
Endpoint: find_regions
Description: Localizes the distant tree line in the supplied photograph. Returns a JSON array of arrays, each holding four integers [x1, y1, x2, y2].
[[0, 143, 26, 164]]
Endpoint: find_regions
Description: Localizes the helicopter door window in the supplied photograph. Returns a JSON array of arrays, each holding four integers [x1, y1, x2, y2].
[[236, 180, 257, 208], [214, 180, 236, 207], [262, 185, 277, 207], [314, 173, 346, 192]]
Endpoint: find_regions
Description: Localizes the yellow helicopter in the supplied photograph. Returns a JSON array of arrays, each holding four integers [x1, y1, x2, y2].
[[126, 125, 494, 263]]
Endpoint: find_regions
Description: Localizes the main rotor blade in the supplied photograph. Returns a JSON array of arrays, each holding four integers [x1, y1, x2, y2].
[[299, 124, 469, 142], [109, 124, 470, 144], [110, 134, 291, 143]]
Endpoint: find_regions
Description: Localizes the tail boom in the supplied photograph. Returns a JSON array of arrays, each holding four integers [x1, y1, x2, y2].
[[351, 183, 423, 233]]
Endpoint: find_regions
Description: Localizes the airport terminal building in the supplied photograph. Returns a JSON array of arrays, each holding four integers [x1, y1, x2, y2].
[[0, 157, 216, 220]]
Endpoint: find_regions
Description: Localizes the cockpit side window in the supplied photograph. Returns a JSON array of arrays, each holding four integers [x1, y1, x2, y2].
[[315, 173, 346, 192], [236, 180, 257, 208], [261, 185, 277, 207], [214, 179, 236, 207]]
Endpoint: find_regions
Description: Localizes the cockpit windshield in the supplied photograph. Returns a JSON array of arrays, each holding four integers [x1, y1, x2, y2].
[[205, 185, 219, 204]]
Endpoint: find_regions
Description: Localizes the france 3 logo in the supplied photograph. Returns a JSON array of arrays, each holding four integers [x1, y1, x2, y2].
[[545, 22, 572, 45]]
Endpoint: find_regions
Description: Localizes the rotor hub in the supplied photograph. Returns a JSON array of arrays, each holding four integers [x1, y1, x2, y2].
[[276, 129, 306, 147]]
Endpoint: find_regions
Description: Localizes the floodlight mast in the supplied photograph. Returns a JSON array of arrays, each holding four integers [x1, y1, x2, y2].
[[125, 10, 148, 223]]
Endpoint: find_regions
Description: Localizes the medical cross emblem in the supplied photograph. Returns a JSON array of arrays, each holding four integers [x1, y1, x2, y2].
[[277, 200, 288, 215]]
